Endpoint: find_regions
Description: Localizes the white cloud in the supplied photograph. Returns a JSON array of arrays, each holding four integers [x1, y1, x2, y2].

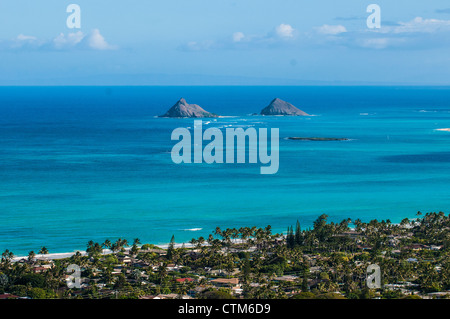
[[53, 31, 84, 49], [87, 29, 117, 50], [181, 24, 297, 51], [17, 34, 38, 41], [275, 24, 295, 38], [181, 40, 217, 51], [357, 38, 390, 49], [10, 34, 41, 49], [372, 16, 450, 34], [309, 16, 450, 50], [1, 29, 117, 51], [351, 16, 450, 49], [232, 32, 245, 42], [315, 24, 347, 35], [392, 17, 450, 33], [181, 16, 450, 52]]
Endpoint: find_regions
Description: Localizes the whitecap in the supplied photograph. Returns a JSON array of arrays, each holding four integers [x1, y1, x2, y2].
[[182, 228, 203, 231]]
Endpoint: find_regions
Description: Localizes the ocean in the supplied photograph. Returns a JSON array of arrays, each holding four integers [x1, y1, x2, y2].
[[1, 86, 450, 255]]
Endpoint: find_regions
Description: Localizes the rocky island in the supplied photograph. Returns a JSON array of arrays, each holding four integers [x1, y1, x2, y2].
[[159, 98, 218, 118], [261, 98, 310, 116]]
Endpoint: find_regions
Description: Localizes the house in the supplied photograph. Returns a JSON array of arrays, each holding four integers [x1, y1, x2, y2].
[[309, 266, 322, 273], [166, 264, 182, 271], [388, 238, 400, 247], [207, 269, 226, 276], [154, 294, 192, 299], [112, 268, 122, 275], [155, 294, 178, 299], [32, 266, 47, 273], [176, 278, 194, 283], [210, 278, 240, 288], [404, 244, 426, 251], [31, 263, 53, 273], [117, 256, 133, 264], [273, 275, 299, 282], [335, 231, 362, 239], [231, 286, 243, 295]]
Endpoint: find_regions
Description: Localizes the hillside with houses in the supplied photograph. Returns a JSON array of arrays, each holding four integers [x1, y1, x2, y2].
[[1, 212, 449, 300]]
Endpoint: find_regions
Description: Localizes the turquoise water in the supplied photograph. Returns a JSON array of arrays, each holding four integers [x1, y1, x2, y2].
[[1, 86, 450, 255]]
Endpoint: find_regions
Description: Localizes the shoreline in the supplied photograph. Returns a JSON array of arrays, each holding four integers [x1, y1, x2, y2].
[[11, 238, 253, 262], [11, 243, 190, 262], [9, 219, 416, 262]]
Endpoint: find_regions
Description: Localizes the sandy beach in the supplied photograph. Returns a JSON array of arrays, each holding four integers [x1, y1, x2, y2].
[[11, 243, 195, 262]]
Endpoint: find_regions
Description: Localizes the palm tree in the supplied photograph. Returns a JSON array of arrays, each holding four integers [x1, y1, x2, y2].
[[130, 238, 141, 256], [37, 246, 49, 262], [87, 240, 94, 250], [189, 238, 197, 248], [28, 251, 36, 264], [102, 267, 113, 285], [130, 244, 139, 256], [265, 225, 272, 238], [1, 249, 14, 264], [167, 235, 176, 260], [113, 238, 128, 253], [231, 228, 240, 242], [214, 227, 222, 239], [197, 237, 205, 250], [222, 229, 232, 246], [110, 243, 119, 254], [157, 263, 168, 284], [102, 239, 112, 250], [121, 239, 129, 249]]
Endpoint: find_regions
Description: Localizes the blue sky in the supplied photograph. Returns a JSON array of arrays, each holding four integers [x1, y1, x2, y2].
[[0, 0, 450, 85]]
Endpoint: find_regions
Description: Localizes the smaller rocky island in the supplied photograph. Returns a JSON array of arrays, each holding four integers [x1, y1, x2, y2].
[[261, 98, 309, 116], [159, 98, 218, 118], [288, 137, 349, 141]]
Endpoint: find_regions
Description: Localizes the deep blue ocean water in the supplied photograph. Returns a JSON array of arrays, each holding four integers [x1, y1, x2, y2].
[[1, 86, 450, 255]]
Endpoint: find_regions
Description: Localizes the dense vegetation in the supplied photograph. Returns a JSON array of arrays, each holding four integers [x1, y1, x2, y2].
[[1, 212, 449, 299]]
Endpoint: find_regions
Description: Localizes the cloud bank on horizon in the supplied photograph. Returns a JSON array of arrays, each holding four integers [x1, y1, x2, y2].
[[180, 16, 450, 51], [6, 16, 450, 52], [4, 29, 117, 51], [1, 1, 450, 85]]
